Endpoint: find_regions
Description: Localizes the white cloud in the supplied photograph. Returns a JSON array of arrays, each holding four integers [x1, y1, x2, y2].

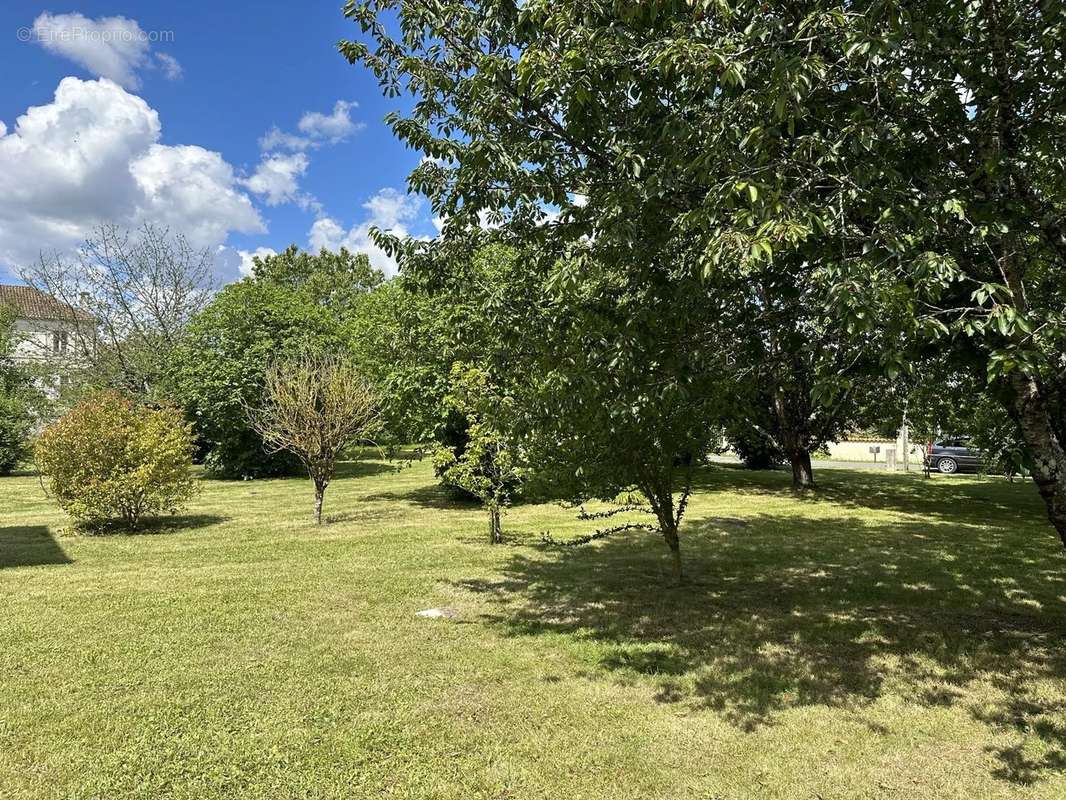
[[247, 101, 364, 217], [362, 187, 421, 229], [0, 77, 263, 273], [133, 144, 263, 245], [237, 246, 278, 277], [307, 217, 346, 251], [242, 152, 309, 206], [261, 101, 365, 153], [297, 100, 362, 144], [31, 12, 180, 90], [259, 125, 313, 152], [308, 188, 422, 275], [154, 52, 182, 80]]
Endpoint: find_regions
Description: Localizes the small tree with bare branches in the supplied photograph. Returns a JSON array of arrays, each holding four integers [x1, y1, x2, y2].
[[247, 354, 379, 524], [21, 222, 215, 398]]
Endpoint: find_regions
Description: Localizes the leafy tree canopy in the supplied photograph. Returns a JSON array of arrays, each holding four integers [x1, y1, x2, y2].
[[170, 252, 361, 478], [251, 245, 384, 310], [343, 0, 1066, 545]]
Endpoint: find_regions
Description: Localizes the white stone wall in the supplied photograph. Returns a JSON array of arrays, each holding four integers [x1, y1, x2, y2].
[[824, 436, 924, 468], [823, 439, 895, 462], [11, 317, 78, 363], [721, 431, 926, 470], [10, 317, 90, 399]]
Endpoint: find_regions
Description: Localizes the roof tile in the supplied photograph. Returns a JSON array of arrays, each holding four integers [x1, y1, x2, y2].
[[0, 284, 94, 322]]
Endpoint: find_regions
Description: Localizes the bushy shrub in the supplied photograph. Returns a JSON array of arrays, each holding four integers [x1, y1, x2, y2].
[[0, 393, 33, 474], [432, 364, 523, 543], [35, 391, 198, 528], [725, 424, 782, 470]]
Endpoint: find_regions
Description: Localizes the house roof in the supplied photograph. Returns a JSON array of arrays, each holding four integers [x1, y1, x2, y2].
[[0, 284, 94, 322]]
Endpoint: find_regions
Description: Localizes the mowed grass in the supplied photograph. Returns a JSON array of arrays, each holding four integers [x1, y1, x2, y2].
[[2, 457, 1065, 799]]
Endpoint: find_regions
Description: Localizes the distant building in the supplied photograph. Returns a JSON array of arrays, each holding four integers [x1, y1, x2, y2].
[[0, 284, 95, 397]]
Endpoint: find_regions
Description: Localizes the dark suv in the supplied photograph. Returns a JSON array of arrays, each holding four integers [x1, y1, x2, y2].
[[925, 438, 982, 474]]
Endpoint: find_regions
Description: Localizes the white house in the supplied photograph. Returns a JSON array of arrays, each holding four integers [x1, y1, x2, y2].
[[0, 284, 95, 397]]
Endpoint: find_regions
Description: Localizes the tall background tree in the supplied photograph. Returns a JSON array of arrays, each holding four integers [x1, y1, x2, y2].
[[720, 249, 904, 488], [171, 247, 379, 478], [21, 223, 213, 399], [346, 260, 488, 447], [399, 233, 727, 579]]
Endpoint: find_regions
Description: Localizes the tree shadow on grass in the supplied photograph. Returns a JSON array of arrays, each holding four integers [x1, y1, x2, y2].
[[365, 482, 482, 511], [0, 525, 71, 568], [694, 464, 1049, 534], [454, 480, 1066, 785], [76, 513, 228, 536], [333, 460, 401, 480], [323, 507, 394, 525]]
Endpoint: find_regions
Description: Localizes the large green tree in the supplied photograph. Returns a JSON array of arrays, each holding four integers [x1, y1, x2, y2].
[[343, 0, 1066, 546], [252, 245, 384, 308], [858, 0, 1066, 544], [171, 248, 375, 478], [347, 269, 476, 445], [721, 249, 905, 488], [384, 229, 726, 579], [518, 250, 727, 581]]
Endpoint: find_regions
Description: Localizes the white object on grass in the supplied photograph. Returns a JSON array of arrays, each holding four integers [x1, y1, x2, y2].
[[416, 607, 458, 619]]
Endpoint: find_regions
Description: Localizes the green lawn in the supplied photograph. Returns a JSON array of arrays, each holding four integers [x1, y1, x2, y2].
[[2, 458, 1065, 799]]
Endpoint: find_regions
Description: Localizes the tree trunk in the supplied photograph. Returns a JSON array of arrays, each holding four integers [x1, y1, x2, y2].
[[313, 483, 325, 525], [642, 476, 690, 583], [772, 387, 816, 490], [1007, 372, 1066, 547], [488, 504, 502, 544], [787, 449, 816, 490], [663, 524, 683, 584]]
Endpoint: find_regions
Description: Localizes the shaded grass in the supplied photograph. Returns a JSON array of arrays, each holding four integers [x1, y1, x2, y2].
[[1, 460, 1064, 798], [0, 525, 72, 569]]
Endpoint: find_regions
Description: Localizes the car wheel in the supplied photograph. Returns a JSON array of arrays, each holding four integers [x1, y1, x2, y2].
[[937, 457, 958, 474]]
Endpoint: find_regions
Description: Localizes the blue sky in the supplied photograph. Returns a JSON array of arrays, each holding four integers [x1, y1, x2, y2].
[[0, 2, 434, 282]]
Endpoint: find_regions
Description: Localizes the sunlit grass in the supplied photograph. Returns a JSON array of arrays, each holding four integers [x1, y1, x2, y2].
[[1, 457, 1064, 798]]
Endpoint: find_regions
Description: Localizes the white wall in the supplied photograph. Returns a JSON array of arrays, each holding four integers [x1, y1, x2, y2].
[[824, 437, 924, 469], [10, 317, 90, 399], [11, 317, 79, 362]]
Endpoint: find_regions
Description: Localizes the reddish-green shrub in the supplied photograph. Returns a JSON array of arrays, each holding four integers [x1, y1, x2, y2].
[[35, 391, 197, 528]]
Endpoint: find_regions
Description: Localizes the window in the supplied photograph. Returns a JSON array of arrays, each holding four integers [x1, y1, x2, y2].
[[52, 331, 68, 353]]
